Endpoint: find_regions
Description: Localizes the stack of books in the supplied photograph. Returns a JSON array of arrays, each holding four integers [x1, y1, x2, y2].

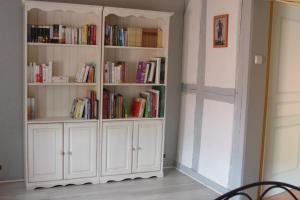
[[27, 97, 36, 120], [70, 90, 98, 119], [27, 24, 97, 45], [131, 86, 165, 118], [75, 64, 96, 83], [102, 89, 128, 119], [104, 25, 163, 48], [103, 61, 126, 84], [27, 62, 53, 83], [135, 57, 165, 84]]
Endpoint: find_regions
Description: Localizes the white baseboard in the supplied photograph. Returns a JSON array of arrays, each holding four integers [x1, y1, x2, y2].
[[0, 179, 24, 184]]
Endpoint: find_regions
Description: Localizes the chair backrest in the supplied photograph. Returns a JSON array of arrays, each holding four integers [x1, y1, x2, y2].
[[214, 181, 300, 200]]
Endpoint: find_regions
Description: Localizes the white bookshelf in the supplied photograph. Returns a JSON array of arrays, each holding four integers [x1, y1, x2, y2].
[[100, 7, 173, 183], [23, 0, 173, 190], [24, 1, 102, 190]]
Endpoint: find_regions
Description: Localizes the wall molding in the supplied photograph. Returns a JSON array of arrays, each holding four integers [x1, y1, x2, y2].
[[176, 162, 228, 194]]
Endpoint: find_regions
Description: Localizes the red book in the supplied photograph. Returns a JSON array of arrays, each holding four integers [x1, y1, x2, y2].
[[102, 90, 109, 119], [92, 25, 97, 45], [131, 99, 141, 117], [39, 65, 43, 83]]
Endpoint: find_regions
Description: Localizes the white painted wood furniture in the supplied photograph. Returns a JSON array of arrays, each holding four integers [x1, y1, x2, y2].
[[24, 1, 102, 189], [100, 7, 172, 183], [24, 0, 172, 189], [101, 120, 163, 182]]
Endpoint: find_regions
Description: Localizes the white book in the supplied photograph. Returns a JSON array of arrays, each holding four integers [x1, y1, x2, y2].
[[152, 57, 161, 84], [83, 65, 90, 83], [111, 63, 115, 83], [115, 65, 122, 83], [144, 63, 150, 83], [148, 62, 156, 83], [42, 64, 47, 83], [139, 98, 146, 118]]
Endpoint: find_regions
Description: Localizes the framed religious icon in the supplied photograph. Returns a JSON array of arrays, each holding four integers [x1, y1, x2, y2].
[[213, 14, 229, 48]]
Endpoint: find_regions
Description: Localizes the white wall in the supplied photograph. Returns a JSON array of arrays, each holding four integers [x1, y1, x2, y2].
[[204, 0, 241, 88], [181, 0, 202, 84], [198, 100, 234, 187], [177, 93, 196, 168], [177, 0, 243, 191], [177, 0, 202, 168]]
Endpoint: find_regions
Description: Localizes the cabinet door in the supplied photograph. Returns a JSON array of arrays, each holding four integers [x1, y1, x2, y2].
[[102, 121, 133, 176], [28, 123, 63, 183], [132, 121, 163, 173], [64, 122, 97, 179]]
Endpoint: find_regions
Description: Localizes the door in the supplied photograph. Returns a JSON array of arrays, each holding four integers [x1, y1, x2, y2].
[[64, 122, 97, 179], [132, 120, 163, 173], [28, 123, 63, 182], [264, 1, 300, 192], [102, 121, 133, 176]]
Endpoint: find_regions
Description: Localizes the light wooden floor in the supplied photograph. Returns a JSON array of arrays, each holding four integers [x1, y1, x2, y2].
[[265, 190, 300, 200], [0, 169, 218, 200]]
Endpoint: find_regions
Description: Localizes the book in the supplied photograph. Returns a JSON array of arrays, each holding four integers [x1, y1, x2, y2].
[[131, 98, 145, 118], [27, 97, 36, 120], [152, 86, 165, 117], [70, 90, 98, 119], [104, 25, 162, 48], [28, 61, 53, 83], [75, 64, 96, 83], [136, 62, 148, 83], [102, 89, 128, 119], [148, 89, 160, 117]]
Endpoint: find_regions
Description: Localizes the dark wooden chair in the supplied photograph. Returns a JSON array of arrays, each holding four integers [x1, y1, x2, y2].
[[214, 181, 300, 200]]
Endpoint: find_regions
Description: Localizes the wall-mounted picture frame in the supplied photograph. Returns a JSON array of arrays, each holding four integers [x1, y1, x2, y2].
[[213, 14, 229, 48]]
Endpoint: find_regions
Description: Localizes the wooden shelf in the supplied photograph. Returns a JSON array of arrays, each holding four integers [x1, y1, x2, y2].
[[27, 117, 99, 124], [103, 83, 166, 87], [28, 82, 97, 86], [102, 117, 165, 122], [28, 42, 100, 48], [104, 45, 164, 50]]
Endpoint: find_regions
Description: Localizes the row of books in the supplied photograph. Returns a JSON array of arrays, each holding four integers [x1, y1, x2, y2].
[[131, 86, 165, 118], [103, 61, 126, 84], [27, 24, 97, 45], [27, 62, 53, 83], [102, 90, 128, 119], [70, 91, 99, 119], [102, 86, 165, 119], [75, 64, 96, 83], [136, 57, 165, 84], [104, 25, 163, 48], [27, 97, 37, 120]]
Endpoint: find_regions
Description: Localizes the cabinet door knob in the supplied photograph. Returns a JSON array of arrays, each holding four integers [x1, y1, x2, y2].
[[69, 152, 72, 155], [132, 147, 136, 151], [61, 152, 65, 155], [138, 147, 142, 150]]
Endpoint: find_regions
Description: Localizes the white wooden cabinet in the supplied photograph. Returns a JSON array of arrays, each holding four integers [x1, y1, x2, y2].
[[27, 122, 97, 186], [132, 121, 163, 173], [28, 123, 64, 183], [101, 120, 163, 179], [102, 121, 133, 176], [64, 123, 97, 179]]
